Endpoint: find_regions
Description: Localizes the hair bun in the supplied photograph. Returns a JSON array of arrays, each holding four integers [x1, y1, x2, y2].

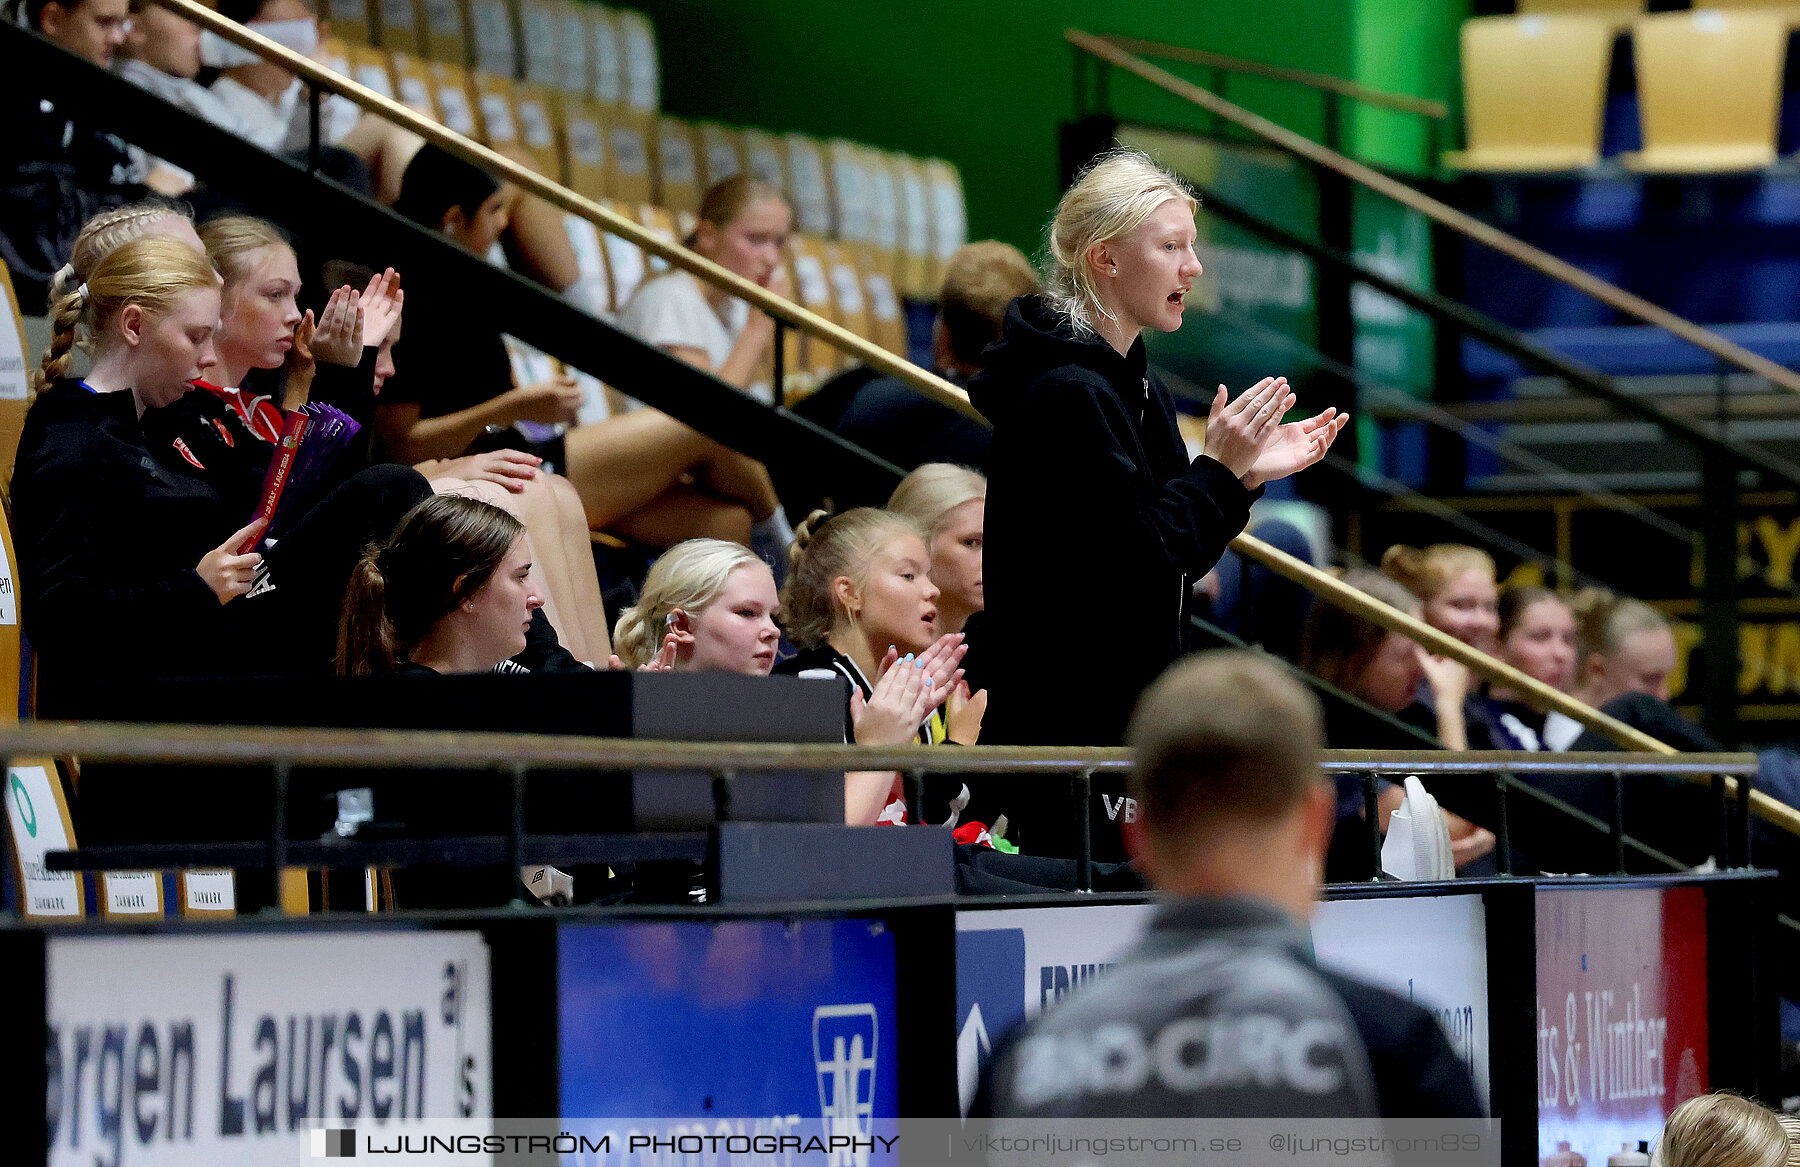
[[789, 507, 833, 565]]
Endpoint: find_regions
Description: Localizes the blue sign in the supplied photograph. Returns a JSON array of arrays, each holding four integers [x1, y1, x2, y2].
[[558, 918, 900, 1162]]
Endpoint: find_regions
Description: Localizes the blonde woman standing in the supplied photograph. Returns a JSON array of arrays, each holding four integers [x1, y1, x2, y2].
[[970, 149, 1346, 752]]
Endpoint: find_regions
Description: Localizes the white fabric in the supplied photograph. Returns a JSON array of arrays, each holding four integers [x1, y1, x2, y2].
[[208, 74, 360, 156], [1540, 710, 1583, 752], [616, 271, 764, 406], [1380, 776, 1455, 881]]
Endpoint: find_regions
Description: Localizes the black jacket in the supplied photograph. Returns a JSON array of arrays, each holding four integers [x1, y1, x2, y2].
[[12, 381, 268, 712], [975, 896, 1483, 1119], [962, 297, 1255, 861], [968, 296, 1257, 748]]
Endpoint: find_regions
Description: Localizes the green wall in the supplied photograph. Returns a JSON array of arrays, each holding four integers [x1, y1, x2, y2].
[[636, 0, 1450, 255]]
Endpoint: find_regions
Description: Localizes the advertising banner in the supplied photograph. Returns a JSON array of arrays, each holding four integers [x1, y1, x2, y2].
[[1310, 895, 1490, 1111], [46, 931, 492, 1167], [557, 918, 900, 1165], [1536, 885, 1710, 1164], [956, 895, 1491, 1116]]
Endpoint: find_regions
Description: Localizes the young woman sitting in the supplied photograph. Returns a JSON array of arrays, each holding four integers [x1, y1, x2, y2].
[[1487, 585, 1578, 751], [772, 508, 987, 824], [14, 234, 430, 715], [1299, 570, 1497, 874], [611, 537, 781, 675], [887, 463, 985, 638], [1381, 542, 1504, 750], [337, 494, 541, 675], [379, 146, 784, 551]]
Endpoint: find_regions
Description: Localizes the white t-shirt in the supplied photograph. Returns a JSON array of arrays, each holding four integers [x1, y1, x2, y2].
[[208, 74, 361, 155], [617, 271, 769, 406]]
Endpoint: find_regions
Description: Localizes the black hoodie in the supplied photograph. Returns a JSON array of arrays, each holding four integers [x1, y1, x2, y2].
[[965, 296, 1257, 856]]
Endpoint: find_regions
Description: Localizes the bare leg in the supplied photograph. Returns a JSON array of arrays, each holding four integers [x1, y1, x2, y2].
[[548, 474, 613, 657], [495, 143, 580, 292], [562, 410, 778, 531], [610, 486, 754, 548], [430, 476, 581, 661]]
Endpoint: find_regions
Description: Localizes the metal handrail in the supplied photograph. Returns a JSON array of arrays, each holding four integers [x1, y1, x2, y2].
[[1066, 29, 1800, 398], [143, 0, 983, 422], [1099, 34, 1450, 120], [0, 722, 1753, 776], [113, 5, 1682, 759]]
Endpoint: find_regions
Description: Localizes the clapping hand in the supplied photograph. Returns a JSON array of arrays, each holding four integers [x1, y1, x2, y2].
[[1202, 377, 1294, 479], [1241, 407, 1349, 489], [359, 268, 403, 349], [851, 650, 952, 746], [299, 285, 365, 368]]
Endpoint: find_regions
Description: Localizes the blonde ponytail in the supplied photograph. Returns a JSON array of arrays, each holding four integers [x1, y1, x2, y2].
[[780, 507, 926, 650]]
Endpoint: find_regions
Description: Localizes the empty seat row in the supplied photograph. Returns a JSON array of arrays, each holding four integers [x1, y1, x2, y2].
[[316, 37, 968, 298], [1448, 9, 1794, 174]]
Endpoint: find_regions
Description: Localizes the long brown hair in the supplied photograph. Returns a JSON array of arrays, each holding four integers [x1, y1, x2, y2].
[[337, 495, 525, 674], [1299, 570, 1421, 694]]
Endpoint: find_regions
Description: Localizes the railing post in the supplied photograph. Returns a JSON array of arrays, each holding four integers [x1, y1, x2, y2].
[[1715, 773, 1732, 867], [772, 318, 787, 407], [905, 769, 924, 827], [266, 762, 290, 915], [1493, 769, 1512, 877], [711, 769, 734, 823], [306, 83, 322, 177], [1737, 768, 1756, 870], [1363, 772, 1382, 880], [1316, 93, 1357, 466], [507, 763, 528, 908], [1699, 448, 1742, 744], [1609, 769, 1626, 875], [1076, 768, 1093, 893]]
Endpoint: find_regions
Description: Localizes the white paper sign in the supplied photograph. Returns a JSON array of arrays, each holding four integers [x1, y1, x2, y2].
[[7, 764, 79, 916], [182, 869, 236, 912], [102, 870, 160, 915], [48, 931, 493, 1166], [478, 92, 516, 143]]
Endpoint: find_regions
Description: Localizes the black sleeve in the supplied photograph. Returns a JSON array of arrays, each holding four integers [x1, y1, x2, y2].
[[14, 437, 223, 658], [1323, 973, 1485, 1118], [307, 345, 380, 428], [509, 607, 592, 673], [1019, 371, 1256, 579]]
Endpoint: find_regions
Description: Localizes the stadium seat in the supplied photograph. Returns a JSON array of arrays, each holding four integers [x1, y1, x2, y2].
[[823, 241, 869, 346], [617, 8, 659, 114], [1625, 10, 1788, 172], [609, 114, 655, 206], [894, 154, 934, 295], [1441, 16, 1615, 173], [1517, 0, 1644, 28], [466, 0, 519, 79], [742, 128, 787, 191], [789, 234, 844, 378], [563, 98, 611, 199], [388, 50, 444, 122], [471, 69, 521, 148], [316, 36, 354, 86], [826, 138, 872, 251], [698, 122, 746, 189], [0, 261, 29, 483], [518, 0, 561, 89], [513, 80, 567, 182], [654, 116, 702, 214], [553, 1, 589, 96], [636, 204, 681, 273], [346, 42, 399, 101], [561, 213, 614, 317], [598, 198, 649, 311], [323, 0, 373, 48], [860, 146, 902, 292], [427, 60, 479, 138], [374, 0, 422, 54], [414, 0, 467, 67], [582, 4, 624, 108], [783, 134, 833, 237], [923, 159, 969, 274]]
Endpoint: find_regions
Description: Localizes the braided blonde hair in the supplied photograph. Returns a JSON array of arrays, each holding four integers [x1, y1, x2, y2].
[[31, 235, 220, 402], [780, 507, 927, 650], [1043, 148, 1196, 337], [46, 198, 196, 311]]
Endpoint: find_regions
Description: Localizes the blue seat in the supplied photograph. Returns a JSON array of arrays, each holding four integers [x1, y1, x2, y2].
[[1463, 320, 1800, 379]]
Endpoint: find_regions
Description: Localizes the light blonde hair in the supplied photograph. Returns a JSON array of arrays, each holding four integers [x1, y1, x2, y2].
[[780, 507, 927, 650], [1570, 587, 1670, 667], [197, 214, 293, 308], [612, 538, 769, 668], [1381, 543, 1496, 604], [1044, 148, 1197, 337], [1651, 1094, 1787, 1167], [31, 235, 219, 402], [887, 463, 986, 545], [48, 198, 195, 310], [938, 241, 1040, 363], [1773, 1112, 1800, 1167], [686, 174, 788, 248]]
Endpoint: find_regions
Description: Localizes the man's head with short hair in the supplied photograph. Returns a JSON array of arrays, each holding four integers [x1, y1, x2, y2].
[[932, 240, 1040, 375], [30, 0, 132, 66], [1124, 651, 1334, 916]]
